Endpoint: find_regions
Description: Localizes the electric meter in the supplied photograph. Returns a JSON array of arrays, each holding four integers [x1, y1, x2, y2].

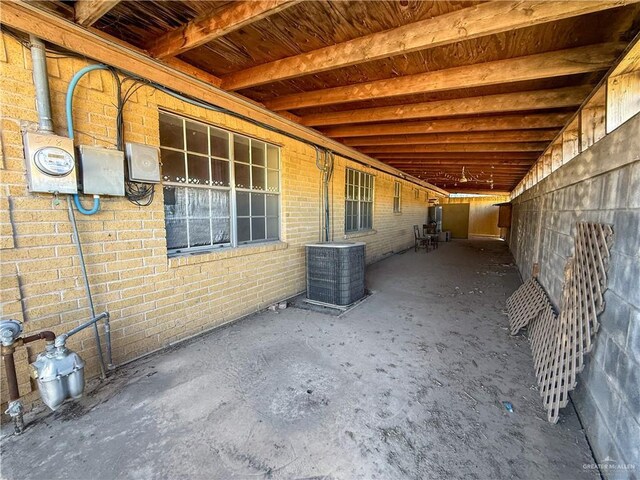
[[23, 132, 78, 194], [34, 147, 75, 176]]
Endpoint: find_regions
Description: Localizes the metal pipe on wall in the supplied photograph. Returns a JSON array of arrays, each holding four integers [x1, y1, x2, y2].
[[29, 35, 54, 134], [67, 197, 109, 378]]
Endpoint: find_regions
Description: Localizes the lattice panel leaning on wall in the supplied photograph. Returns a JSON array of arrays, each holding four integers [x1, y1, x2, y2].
[[507, 222, 614, 423]]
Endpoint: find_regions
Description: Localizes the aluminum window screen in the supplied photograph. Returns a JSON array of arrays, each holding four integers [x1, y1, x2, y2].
[[160, 111, 280, 254], [345, 168, 374, 232]]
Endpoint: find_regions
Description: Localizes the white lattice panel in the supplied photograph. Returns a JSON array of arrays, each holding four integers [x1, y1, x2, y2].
[[514, 223, 613, 423], [507, 278, 547, 335]]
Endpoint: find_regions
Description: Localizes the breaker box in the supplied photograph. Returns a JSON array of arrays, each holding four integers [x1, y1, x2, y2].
[[78, 146, 125, 196], [23, 132, 78, 194], [125, 142, 161, 183]]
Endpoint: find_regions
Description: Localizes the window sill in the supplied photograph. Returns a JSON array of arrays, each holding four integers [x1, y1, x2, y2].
[[168, 241, 288, 267], [344, 229, 377, 239]]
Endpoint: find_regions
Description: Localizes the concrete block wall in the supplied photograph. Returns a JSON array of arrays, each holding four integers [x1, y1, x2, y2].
[[510, 113, 640, 473], [0, 32, 440, 410]]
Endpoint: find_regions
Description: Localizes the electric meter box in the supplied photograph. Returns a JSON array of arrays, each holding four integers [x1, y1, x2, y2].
[[125, 142, 161, 183], [23, 132, 78, 194], [78, 145, 125, 196]]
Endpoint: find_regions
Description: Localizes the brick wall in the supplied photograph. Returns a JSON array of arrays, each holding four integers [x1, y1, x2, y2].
[[509, 113, 640, 474], [0, 33, 440, 409]]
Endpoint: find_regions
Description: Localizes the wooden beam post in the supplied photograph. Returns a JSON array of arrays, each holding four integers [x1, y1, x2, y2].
[[301, 87, 592, 127], [221, 1, 638, 90], [320, 113, 571, 137], [147, 0, 301, 59], [74, 0, 121, 26], [265, 43, 624, 111], [342, 130, 558, 146]]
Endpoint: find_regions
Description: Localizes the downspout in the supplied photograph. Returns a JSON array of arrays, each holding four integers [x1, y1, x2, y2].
[[29, 36, 54, 134]]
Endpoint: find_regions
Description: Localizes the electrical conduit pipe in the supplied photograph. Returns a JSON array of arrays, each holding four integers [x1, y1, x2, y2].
[[66, 64, 112, 215]]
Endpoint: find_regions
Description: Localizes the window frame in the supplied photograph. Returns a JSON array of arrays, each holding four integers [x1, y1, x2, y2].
[[345, 167, 374, 233], [159, 110, 281, 255], [393, 181, 402, 213]]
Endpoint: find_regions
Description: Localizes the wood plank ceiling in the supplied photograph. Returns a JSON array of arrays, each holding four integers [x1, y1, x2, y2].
[[41, 1, 640, 192]]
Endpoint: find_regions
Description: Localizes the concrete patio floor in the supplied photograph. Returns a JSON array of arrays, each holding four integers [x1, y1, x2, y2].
[[1, 239, 597, 480]]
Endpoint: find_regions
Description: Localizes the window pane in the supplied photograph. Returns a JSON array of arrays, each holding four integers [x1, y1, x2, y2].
[[210, 128, 229, 158], [235, 162, 250, 188], [251, 193, 265, 216], [251, 217, 266, 241], [187, 154, 209, 186], [267, 217, 279, 240], [161, 149, 186, 183], [251, 166, 265, 190], [163, 186, 186, 218], [188, 188, 210, 218], [267, 145, 279, 169], [237, 218, 250, 243], [159, 113, 183, 149], [165, 219, 188, 250], [266, 194, 278, 216], [234, 135, 250, 163], [186, 121, 208, 154], [189, 219, 211, 247], [251, 140, 266, 166], [211, 190, 230, 217], [212, 217, 230, 244], [267, 170, 279, 192], [211, 159, 229, 187], [236, 192, 250, 216]]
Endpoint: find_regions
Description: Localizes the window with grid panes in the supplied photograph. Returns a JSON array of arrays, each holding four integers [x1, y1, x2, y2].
[[393, 181, 402, 213], [345, 168, 374, 232], [159, 111, 280, 254]]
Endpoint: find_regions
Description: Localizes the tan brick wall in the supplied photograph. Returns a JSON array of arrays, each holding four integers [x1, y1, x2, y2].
[[0, 33, 438, 408]]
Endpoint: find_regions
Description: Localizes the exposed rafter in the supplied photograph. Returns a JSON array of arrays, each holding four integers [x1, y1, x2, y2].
[[319, 113, 572, 138], [359, 143, 548, 154], [342, 130, 558, 146], [147, 0, 301, 59], [301, 86, 592, 127], [74, 0, 121, 26], [265, 43, 624, 111], [221, 1, 636, 90]]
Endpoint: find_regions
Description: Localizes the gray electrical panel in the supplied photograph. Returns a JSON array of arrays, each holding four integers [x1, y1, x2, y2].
[[23, 132, 78, 194], [125, 142, 161, 183], [78, 146, 125, 196]]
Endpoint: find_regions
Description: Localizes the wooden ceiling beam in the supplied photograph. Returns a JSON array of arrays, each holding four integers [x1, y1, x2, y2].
[[147, 0, 301, 59], [221, 1, 637, 91], [1, 1, 447, 196], [301, 86, 592, 127], [342, 130, 558, 146], [265, 43, 624, 111], [375, 153, 538, 160], [74, 0, 121, 26], [359, 143, 547, 154], [320, 113, 571, 137]]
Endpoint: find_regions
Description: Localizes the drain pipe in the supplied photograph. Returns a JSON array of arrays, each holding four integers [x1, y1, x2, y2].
[[29, 36, 54, 134], [67, 196, 111, 377]]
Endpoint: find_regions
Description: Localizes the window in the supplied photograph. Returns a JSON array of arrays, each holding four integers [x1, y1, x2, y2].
[[414, 188, 419, 200], [393, 181, 402, 213], [160, 111, 280, 254], [345, 168, 374, 232]]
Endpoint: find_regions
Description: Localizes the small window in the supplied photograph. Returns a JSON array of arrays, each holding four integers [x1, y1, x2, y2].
[[414, 188, 419, 200], [345, 168, 374, 232], [393, 181, 402, 213], [160, 111, 280, 254]]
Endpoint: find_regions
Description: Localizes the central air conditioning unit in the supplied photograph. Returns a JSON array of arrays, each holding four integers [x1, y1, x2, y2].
[[306, 242, 366, 307]]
